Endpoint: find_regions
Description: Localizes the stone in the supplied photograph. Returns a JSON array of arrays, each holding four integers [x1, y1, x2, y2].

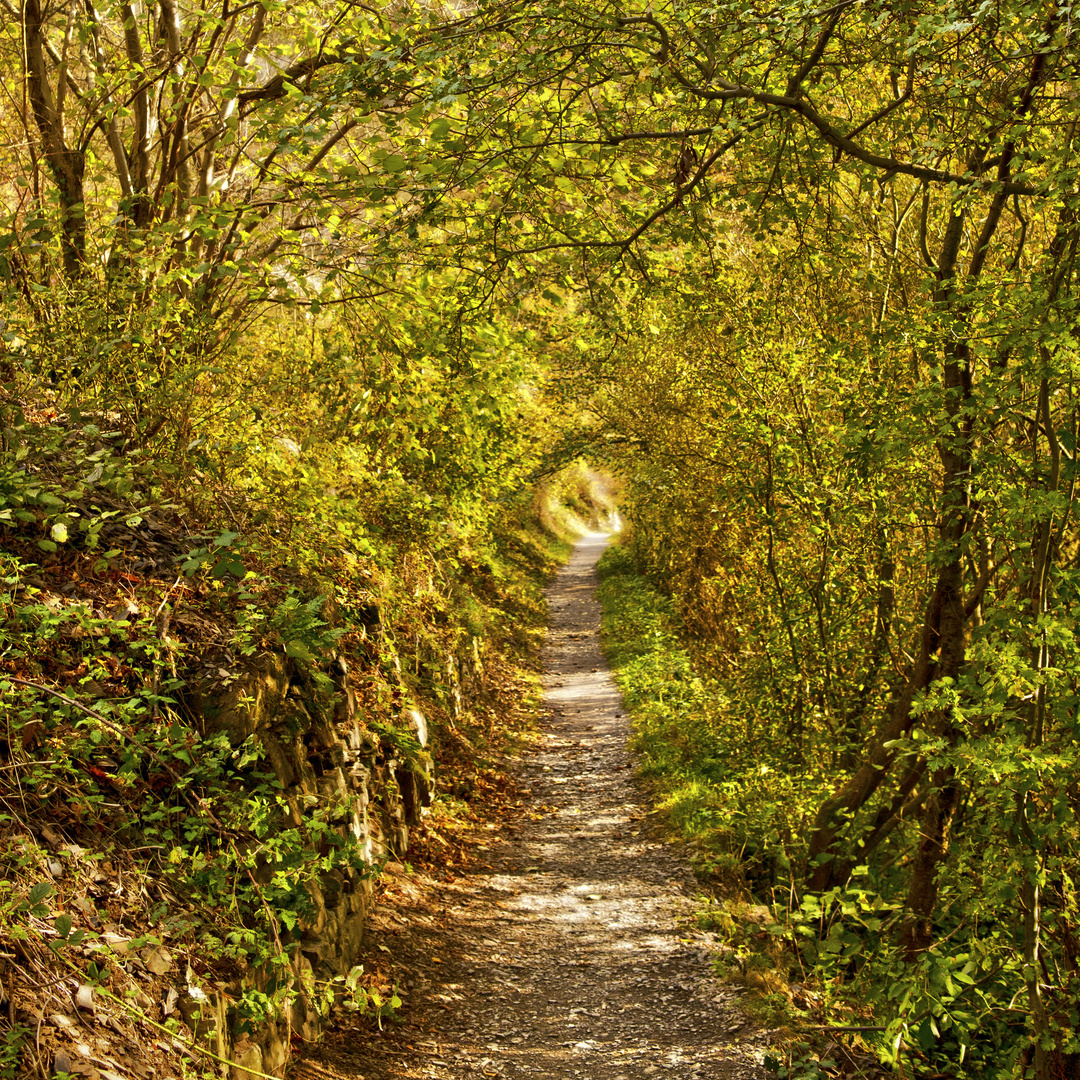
[[260, 1025, 287, 1074], [201, 656, 290, 743], [175, 626, 445, 1076], [405, 708, 428, 747], [230, 1042, 263, 1080], [338, 914, 365, 965]]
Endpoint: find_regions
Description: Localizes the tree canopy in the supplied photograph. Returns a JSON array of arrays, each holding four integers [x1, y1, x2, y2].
[[3, 0, 1080, 1072]]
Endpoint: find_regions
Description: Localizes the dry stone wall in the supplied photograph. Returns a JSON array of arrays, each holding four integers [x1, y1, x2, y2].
[[185, 643, 437, 1079]]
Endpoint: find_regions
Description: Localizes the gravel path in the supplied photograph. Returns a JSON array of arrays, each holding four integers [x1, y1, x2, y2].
[[298, 532, 770, 1080]]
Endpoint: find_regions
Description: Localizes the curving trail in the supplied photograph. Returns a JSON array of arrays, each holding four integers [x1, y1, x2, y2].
[[297, 532, 768, 1080]]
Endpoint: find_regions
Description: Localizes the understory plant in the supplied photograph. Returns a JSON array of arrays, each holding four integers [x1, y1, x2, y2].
[[597, 542, 1080, 1078]]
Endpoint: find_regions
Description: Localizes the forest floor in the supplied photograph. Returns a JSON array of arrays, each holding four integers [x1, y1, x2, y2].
[[294, 532, 771, 1080]]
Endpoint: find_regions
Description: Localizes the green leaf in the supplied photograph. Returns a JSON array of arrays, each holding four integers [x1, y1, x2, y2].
[[212, 554, 246, 579], [285, 639, 315, 661], [29, 882, 54, 905]]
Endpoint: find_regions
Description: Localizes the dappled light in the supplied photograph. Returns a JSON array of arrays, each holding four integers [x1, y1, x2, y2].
[[2, 0, 1079, 1073]]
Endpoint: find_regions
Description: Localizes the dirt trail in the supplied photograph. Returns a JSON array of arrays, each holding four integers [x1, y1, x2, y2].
[[298, 532, 769, 1080]]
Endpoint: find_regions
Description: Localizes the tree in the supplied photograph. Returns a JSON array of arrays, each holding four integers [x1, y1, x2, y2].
[[5, 0, 1080, 1066], [414, 0, 1079, 1069]]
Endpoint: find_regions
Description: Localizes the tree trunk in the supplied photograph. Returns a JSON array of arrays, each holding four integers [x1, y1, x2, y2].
[[24, 0, 86, 275], [808, 208, 971, 903]]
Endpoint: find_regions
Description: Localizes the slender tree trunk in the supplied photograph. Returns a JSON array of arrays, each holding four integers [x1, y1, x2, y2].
[[895, 202, 972, 954], [806, 593, 938, 891], [808, 208, 971, 900], [23, 0, 86, 275], [840, 546, 893, 770], [1018, 372, 1067, 1080]]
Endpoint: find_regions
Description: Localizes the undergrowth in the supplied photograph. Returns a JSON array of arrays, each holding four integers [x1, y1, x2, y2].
[[0, 388, 599, 1076], [596, 544, 811, 893], [596, 544, 1028, 1080]]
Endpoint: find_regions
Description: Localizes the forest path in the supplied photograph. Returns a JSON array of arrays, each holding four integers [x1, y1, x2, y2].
[[296, 532, 768, 1080]]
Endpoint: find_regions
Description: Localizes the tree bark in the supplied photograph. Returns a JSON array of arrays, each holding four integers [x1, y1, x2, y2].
[[24, 0, 86, 275]]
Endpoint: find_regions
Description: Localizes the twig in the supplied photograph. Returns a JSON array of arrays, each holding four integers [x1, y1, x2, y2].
[[292, 1061, 346, 1079], [808, 1024, 888, 1032], [33, 1019, 47, 1080], [347, 1044, 446, 1057]]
